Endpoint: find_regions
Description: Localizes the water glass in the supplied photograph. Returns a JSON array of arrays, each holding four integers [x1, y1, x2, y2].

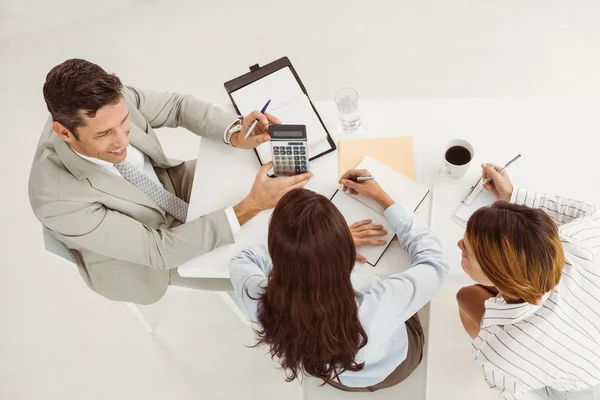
[[335, 87, 361, 130]]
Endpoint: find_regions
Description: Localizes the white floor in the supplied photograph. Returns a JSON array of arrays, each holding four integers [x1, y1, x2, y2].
[[1, 0, 599, 399]]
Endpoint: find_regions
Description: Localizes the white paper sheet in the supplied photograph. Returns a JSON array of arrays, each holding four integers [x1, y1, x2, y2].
[[331, 191, 396, 266], [454, 182, 497, 226], [351, 156, 430, 214], [229, 67, 329, 163]]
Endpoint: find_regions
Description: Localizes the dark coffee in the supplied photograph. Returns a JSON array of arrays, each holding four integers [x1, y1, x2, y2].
[[445, 146, 471, 166]]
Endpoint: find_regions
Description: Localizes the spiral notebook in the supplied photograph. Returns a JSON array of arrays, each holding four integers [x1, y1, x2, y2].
[[331, 156, 429, 266]]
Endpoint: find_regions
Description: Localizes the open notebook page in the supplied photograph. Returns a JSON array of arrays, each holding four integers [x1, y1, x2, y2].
[[330, 191, 396, 266], [331, 156, 429, 265], [230, 67, 328, 163], [351, 156, 429, 214]]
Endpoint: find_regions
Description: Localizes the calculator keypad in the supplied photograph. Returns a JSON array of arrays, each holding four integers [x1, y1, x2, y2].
[[272, 143, 310, 176]]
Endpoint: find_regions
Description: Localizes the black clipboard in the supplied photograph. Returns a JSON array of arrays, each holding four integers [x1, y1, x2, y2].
[[224, 57, 337, 165]]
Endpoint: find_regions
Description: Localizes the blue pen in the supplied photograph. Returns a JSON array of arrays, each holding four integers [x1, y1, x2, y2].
[[244, 99, 271, 139]]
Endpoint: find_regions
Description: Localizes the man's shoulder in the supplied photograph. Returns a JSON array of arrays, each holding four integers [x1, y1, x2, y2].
[[29, 144, 87, 211], [121, 85, 151, 131], [121, 85, 140, 108], [29, 119, 63, 206]]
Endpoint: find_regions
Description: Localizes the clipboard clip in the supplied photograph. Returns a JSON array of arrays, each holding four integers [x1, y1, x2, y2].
[[249, 64, 260, 72]]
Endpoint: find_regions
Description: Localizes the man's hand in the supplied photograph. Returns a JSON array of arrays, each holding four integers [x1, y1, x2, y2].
[[349, 219, 387, 263], [339, 169, 395, 209], [481, 163, 514, 201], [231, 111, 281, 149], [233, 162, 312, 225]]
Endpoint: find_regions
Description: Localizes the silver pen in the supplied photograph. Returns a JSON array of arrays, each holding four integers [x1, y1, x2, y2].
[[244, 120, 259, 140], [349, 176, 375, 182], [482, 154, 521, 185], [244, 99, 271, 139]]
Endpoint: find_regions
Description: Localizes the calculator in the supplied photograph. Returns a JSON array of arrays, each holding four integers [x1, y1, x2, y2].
[[269, 124, 310, 176]]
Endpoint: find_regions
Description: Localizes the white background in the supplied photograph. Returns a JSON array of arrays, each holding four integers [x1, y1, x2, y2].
[[0, 0, 598, 399]]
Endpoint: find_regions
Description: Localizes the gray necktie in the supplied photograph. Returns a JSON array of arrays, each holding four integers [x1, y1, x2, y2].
[[114, 160, 188, 223]]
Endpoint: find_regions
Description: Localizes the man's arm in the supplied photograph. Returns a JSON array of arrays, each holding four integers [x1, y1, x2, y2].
[[35, 161, 312, 269], [35, 200, 234, 270], [122, 86, 238, 142]]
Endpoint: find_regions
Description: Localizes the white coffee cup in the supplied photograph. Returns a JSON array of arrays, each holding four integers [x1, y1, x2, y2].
[[440, 139, 474, 179]]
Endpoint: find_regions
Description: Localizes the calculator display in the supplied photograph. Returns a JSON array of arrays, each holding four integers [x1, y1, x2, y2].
[[272, 130, 304, 138]]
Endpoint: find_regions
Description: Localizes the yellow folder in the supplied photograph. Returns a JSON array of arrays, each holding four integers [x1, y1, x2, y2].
[[338, 136, 416, 179]]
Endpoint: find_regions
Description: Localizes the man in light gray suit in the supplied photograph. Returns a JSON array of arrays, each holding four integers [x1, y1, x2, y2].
[[29, 59, 312, 305]]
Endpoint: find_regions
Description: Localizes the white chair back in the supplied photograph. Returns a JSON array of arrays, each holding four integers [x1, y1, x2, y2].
[[41, 226, 154, 332], [42, 227, 74, 264]]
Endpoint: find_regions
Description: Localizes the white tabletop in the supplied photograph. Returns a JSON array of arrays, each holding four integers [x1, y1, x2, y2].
[[179, 98, 600, 280]]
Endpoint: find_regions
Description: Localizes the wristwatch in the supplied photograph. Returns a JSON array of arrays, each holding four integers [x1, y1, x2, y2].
[[225, 117, 243, 146]]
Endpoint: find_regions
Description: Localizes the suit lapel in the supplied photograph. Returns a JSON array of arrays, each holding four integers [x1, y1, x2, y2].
[[52, 133, 165, 215], [128, 123, 172, 168], [88, 168, 165, 215]]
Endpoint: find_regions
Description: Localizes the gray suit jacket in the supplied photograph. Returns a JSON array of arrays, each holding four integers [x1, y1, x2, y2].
[[29, 86, 238, 304]]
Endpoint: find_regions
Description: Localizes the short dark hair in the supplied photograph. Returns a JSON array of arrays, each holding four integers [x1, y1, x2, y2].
[[43, 59, 123, 139], [255, 188, 368, 383], [466, 201, 564, 304]]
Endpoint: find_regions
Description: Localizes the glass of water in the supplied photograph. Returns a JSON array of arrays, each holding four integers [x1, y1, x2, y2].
[[334, 87, 361, 130]]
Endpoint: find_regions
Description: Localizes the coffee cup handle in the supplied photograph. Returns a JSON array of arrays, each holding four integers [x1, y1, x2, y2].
[[439, 165, 452, 176]]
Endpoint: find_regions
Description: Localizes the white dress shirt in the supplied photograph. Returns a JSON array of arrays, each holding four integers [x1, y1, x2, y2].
[[229, 203, 449, 388], [472, 188, 600, 399], [73, 145, 241, 234]]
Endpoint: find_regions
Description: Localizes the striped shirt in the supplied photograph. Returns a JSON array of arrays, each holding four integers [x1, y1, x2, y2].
[[472, 188, 600, 399]]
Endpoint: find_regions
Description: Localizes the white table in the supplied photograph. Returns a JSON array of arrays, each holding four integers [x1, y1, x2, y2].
[[180, 98, 600, 280], [179, 98, 600, 399]]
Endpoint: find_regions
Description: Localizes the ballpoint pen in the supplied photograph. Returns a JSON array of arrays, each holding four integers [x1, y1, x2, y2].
[[244, 99, 271, 139], [482, 154, 522, 185]]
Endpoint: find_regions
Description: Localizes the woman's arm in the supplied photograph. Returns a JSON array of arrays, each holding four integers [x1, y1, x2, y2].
[[482, 164, 598, 227], [375, 203, 450, 321], [481, 164, 600, 248], [339, 171, 449, 321], [229, 246, 272, 319], [511, 189, 600, 257], [511, 188, 598, 226]]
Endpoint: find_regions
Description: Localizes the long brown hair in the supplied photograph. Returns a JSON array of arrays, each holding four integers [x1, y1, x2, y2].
[[466, 201, 565, 304], [255, 188, 368, 383]]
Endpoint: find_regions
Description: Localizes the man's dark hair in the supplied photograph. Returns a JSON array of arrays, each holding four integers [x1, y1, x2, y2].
[[43, 58, 123, 139]]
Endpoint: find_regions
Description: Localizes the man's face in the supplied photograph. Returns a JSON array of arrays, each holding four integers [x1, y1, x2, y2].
[[55, 99, 131, 164]]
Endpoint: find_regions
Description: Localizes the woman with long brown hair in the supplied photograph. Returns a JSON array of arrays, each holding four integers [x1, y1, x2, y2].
[[457, 163, 600, 399], [229, 169, 448, 391]]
